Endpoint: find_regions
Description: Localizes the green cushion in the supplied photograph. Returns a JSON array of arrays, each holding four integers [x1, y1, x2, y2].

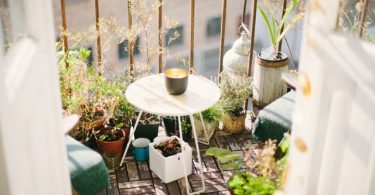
[[253, 91, 296, 143], [66, 136, 109, 195]]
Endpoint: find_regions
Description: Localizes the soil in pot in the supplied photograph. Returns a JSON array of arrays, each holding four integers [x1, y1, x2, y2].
[[96, 126, 126, 155], [154, 138, 182, 157]]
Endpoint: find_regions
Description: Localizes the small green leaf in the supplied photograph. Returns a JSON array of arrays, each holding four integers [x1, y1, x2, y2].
[[258, 6, 275, 47], [277, 13, 305, 43], [217, 153, 241, 163], [205, 147, 232, 157]]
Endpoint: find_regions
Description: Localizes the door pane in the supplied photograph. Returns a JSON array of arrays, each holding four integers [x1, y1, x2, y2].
[[337, 0, 375, 42], [0, 0, 26, 56]]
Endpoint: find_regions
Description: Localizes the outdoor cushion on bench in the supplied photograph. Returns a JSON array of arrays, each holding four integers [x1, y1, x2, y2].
[[253, 91, 296, 143], [66, 136, 109, 195]]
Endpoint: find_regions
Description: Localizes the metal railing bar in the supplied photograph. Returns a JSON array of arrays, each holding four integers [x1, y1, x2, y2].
[[278, 0, 287, 51], [158, 0, 163, 73], [359, 0, 370, 38], [95, 0, 102, 75], [189, 0, 195, 73], [247, 0, 257, 77], [242, 0, 248, 25], [218, 0, 227, 75], [60, 0, 69, 67], [128, 0, 134, 72]]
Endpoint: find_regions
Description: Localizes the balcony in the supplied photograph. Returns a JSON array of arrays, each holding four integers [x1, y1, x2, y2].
[[1, 0, 375, 195]]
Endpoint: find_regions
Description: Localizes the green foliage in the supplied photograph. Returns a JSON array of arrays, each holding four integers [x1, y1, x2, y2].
[[219, 74, 252, 116], [195, 104, 222, 123], [205, 147, 242, 170], [277, 134, 290, 169], [205, 136, 292, 194], [181, 117, 192, 134], [98, 127, 124, 142], [59, 47, 91, 114], [228, 172, 275, 195], [258, 0, 304, 53], [59, 47, 136, 141]]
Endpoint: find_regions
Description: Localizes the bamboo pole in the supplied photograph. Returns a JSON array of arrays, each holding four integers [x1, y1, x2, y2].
[[95, 0, 102, 75], [247, 0, 257, 77], [158, 0, 163, 73], [242, 0, 248, 26], [189, 0, 195, 73], [218, 0, 227, 74], [359, 0, 370, 38], [60, 0, 69, 67], [128, 0, 134, 72]]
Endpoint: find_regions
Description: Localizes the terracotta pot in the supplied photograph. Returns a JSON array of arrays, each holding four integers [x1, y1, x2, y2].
[[96, 128, 126, 155]]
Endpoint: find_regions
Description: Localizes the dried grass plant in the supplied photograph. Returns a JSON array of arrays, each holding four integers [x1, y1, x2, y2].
[[338, 0, 375, 42], [58, 0, 187, 80]]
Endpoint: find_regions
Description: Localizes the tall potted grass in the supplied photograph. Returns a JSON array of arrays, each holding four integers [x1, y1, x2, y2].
[[252, 0, 304, 107]]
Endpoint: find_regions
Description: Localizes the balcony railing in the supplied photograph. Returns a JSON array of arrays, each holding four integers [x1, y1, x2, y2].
[[58, 0, 372, 77]]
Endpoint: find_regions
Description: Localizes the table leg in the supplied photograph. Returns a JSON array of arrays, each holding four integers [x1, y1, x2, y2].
[[120, 110, 143, 166], [188, 115, 206, 194], [177, 116, 191, 194]]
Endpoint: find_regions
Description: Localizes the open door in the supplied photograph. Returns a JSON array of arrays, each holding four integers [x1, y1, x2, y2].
[[0, 0, 70, 194], [285, 0, 375, 194]]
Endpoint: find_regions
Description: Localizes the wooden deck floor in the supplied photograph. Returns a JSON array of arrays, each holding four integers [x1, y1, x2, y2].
[[97, 129, 260, 195]]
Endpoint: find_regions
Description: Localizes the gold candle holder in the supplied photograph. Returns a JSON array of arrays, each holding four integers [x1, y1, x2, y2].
[[164, 68, 189, 95]]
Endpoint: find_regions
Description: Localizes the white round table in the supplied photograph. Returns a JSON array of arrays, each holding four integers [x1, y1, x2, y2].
[[120, 73, 220, 195]]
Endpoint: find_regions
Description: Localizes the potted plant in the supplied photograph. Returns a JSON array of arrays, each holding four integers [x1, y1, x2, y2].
[[194, 104, 222, 143], [162, 116, 177, 136], [252, 0, 304, 107], [180, 116, 192, 142], [92, 73, 136, 155], [59, 47, 108, 146], [149, 136, 192, 183], [134, 113, 160, 142], [95, 123, 126, 155], [219, 74, 252, 133]]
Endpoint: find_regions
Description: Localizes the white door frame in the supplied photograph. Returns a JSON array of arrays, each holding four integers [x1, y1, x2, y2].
[[0, 0, 70, 194], [285, 1, 375, 195]]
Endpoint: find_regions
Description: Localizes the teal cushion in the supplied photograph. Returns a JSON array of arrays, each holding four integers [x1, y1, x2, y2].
[[253, 91, 296, 143], [66, 136, 109, 195]]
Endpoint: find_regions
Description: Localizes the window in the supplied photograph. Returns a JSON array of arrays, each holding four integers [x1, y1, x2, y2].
[[118, 37, 140, 59], [165, 25, 184, 46], [206, 16, 221, 37], [202, 46, 230, 78]]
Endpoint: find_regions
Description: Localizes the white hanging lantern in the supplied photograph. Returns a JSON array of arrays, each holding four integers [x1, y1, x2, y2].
[[223, 31, 251, 79]]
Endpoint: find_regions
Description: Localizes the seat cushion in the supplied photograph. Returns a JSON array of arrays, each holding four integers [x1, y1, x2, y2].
[[253, 91, 296, 143], [66, 136, 109, 195]]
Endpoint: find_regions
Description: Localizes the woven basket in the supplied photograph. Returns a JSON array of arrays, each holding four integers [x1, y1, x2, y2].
[[223, 113, 246, 133]]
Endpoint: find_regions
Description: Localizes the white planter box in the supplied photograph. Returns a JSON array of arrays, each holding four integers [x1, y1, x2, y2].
[[149, 136, 192, 183]]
